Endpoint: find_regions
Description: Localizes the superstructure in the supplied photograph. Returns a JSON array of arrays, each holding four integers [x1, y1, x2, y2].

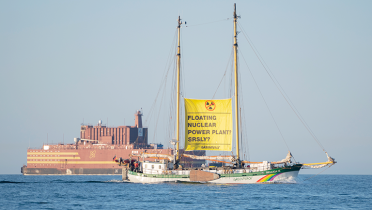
[[22, 111, 205, 175]]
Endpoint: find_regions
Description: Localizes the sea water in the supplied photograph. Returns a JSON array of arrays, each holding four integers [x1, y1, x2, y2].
[[0, 174, 371, 209]]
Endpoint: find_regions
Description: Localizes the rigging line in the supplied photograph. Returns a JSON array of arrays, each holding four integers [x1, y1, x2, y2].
[[237, 22, 326, 152], [229, 27, 235, 99], [185, 18, 231, 27], [170, 52, 178, 139], [237, 57, 251, 162], [150, 41, 177, 142], [224, 62, 226, 98], [241, 103, 250, 162], [145, 29, 178, 125], [228, 56, 233, 98], [168, 65, 175, 136], [146, 67, 169, 126], [237, 53, 243, 156], [239, 49, 292, 153], [236, 62, 250, 162], [303, 165, 332, 181], [180, 30, 186, 98], [152, 63, 171, 142], [239, 108, 243, 157], [238, 21, 326, 152], [148, 31, 176, 114], [180, 57, 185, 98], [238, 24, 326, 152], [151, 32, 178, 141], [212, 48, 234, 99], [230, 38, 235, 99], [152, 73, 176, 142], [179, 39, 186, 147], [166, 60, 175, 139]]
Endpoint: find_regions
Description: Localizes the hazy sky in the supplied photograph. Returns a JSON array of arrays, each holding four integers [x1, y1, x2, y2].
[[1, 1, 371, 175]]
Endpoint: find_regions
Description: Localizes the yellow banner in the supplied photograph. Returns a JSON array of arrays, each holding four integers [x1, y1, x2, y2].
[[185, 98, 232, 151]]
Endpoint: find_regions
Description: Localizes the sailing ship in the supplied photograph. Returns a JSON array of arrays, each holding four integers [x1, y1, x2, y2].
[[118, 4, 336, 184]]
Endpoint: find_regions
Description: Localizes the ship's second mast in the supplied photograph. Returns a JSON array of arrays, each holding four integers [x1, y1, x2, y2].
[[176, 16, 182, 163], [233, 4, 240, 164]]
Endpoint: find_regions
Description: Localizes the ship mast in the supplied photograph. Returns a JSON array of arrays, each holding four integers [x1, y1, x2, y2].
[[233, 3, 240, 166], [176, 16, 182, 165]]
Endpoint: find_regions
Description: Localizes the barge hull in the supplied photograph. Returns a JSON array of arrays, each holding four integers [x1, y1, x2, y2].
[[22, 166, 123, 175]]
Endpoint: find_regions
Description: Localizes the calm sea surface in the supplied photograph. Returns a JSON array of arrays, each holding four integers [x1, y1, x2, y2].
[[0, 174, 371, 209]]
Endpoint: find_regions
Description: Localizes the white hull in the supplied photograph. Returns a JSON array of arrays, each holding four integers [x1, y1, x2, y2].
[[127, 173, 190, 183]]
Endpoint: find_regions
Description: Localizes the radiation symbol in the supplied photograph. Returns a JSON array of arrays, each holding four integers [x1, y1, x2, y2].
[[89, 150, 96, 159], [205, 100, 216, 111]]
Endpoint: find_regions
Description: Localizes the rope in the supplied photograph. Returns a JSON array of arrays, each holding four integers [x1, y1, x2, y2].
[[185, 18, 231, 28], [237, 22, 326, 153], [239, 48, 292, 156], [145, 30, 177, 124], [212, 48, 234, 99], [303, 164, 332, 181], [144, 29, 178, 143], [238, 65, 251, 163]]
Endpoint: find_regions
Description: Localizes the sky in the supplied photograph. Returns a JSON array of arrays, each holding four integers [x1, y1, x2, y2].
[[1, 1, 371, 175]]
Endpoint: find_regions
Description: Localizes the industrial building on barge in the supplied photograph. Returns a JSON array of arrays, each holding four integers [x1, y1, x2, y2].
[[22, 111, 205, 175]]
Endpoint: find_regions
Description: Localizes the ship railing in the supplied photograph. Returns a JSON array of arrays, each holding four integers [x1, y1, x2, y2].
[[40, 145, 132, 150], [142, 169, 190, 176], [171, 170, 190, 175], [143, 169, 163, 175], [250, 166, 272, 172], [81, 123, 93, 126], [28, 144, 168, 150]]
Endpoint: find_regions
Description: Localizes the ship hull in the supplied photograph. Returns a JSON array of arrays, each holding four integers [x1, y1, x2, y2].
[[22, 166, 122, 175], [126, 164, 302, 184]]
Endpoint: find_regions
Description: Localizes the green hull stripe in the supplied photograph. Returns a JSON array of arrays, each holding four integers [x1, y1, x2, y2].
[[220, 164, 302, 178]]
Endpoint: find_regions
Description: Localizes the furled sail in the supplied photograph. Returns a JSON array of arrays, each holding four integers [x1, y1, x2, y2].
[[240, 151, 293, 164], [182, 154, 236, 162], [302, 152, 336, 169], [271, 151, 293, 164]]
